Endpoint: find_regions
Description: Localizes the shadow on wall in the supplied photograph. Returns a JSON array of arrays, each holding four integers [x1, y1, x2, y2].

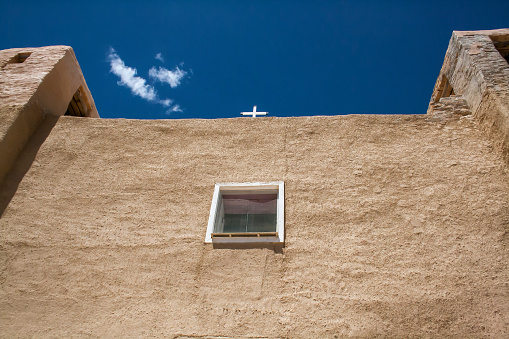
[[0, 114, 59, 217]]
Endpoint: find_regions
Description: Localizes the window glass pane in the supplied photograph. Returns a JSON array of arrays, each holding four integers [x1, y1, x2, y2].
[[223, 214, 247, 232], [220, 193, 277, 233], [247, 213, 276, 232]]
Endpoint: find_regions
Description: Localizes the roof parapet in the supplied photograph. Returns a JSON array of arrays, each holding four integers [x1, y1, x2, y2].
[[0, 45, 99, 185], [428, 29, 509, 163]]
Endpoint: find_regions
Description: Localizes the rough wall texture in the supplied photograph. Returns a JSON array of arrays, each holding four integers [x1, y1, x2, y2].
[[0, 114, 508, 338], [427, 95, 472, 121]]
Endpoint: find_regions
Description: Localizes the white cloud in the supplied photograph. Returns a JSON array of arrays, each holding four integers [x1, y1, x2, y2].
[[155, 53, 164, 62], [107, 47, 181, 112], [159, 98, 173, 107], [149, 66, 187, 88], [166, 104, 182, 114], [107, 48, 156, 101]]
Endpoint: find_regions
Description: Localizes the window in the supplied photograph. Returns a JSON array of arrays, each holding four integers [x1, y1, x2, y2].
[[205, 182, 284, 243], [12, 52, 31, 63], [4, 52, 31, 66], [490, 37, 509, 64], [65, 86, 91, 117], [433, 74, 455, 103]]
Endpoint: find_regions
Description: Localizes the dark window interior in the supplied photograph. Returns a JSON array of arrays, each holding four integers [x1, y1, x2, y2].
[[492, 39, 509, 64], [65, 88, 89, 117], [434, 75, 455, 103], [7, 52, 31, 64]]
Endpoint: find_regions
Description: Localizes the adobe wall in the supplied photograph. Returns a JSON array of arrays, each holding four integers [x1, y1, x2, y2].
[[0, 46, 98, 185], [0, 114, 508, 337]]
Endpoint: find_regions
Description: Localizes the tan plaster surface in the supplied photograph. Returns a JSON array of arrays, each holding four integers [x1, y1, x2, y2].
[[0, 114, 508, 337]]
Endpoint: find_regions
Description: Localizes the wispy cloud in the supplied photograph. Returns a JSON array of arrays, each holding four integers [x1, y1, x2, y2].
[[107, 47, 182, 113], [168, 104, 182, 113], [107, 48, 157, 101], [155, 53, 164, 63], [149, 66, 188, 88]]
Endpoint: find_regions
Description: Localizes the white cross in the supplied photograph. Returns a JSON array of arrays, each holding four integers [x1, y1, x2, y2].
[[241, 105, 268, 117]]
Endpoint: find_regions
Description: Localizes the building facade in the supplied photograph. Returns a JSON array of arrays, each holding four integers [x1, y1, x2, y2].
[[0, 29, 508, 337]]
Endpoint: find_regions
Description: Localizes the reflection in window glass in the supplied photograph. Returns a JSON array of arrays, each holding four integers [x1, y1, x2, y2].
[[216, 193, 277, 233]]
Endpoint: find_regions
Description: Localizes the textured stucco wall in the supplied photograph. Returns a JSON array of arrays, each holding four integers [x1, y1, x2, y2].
[[0, 114, 508, 337]]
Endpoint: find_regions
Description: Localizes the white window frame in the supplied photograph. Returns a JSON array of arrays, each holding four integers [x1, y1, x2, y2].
[[205, 182, 284, 244]]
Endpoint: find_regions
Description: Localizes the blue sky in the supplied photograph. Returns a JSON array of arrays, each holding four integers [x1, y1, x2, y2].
[[1, 1, 508, 119]]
